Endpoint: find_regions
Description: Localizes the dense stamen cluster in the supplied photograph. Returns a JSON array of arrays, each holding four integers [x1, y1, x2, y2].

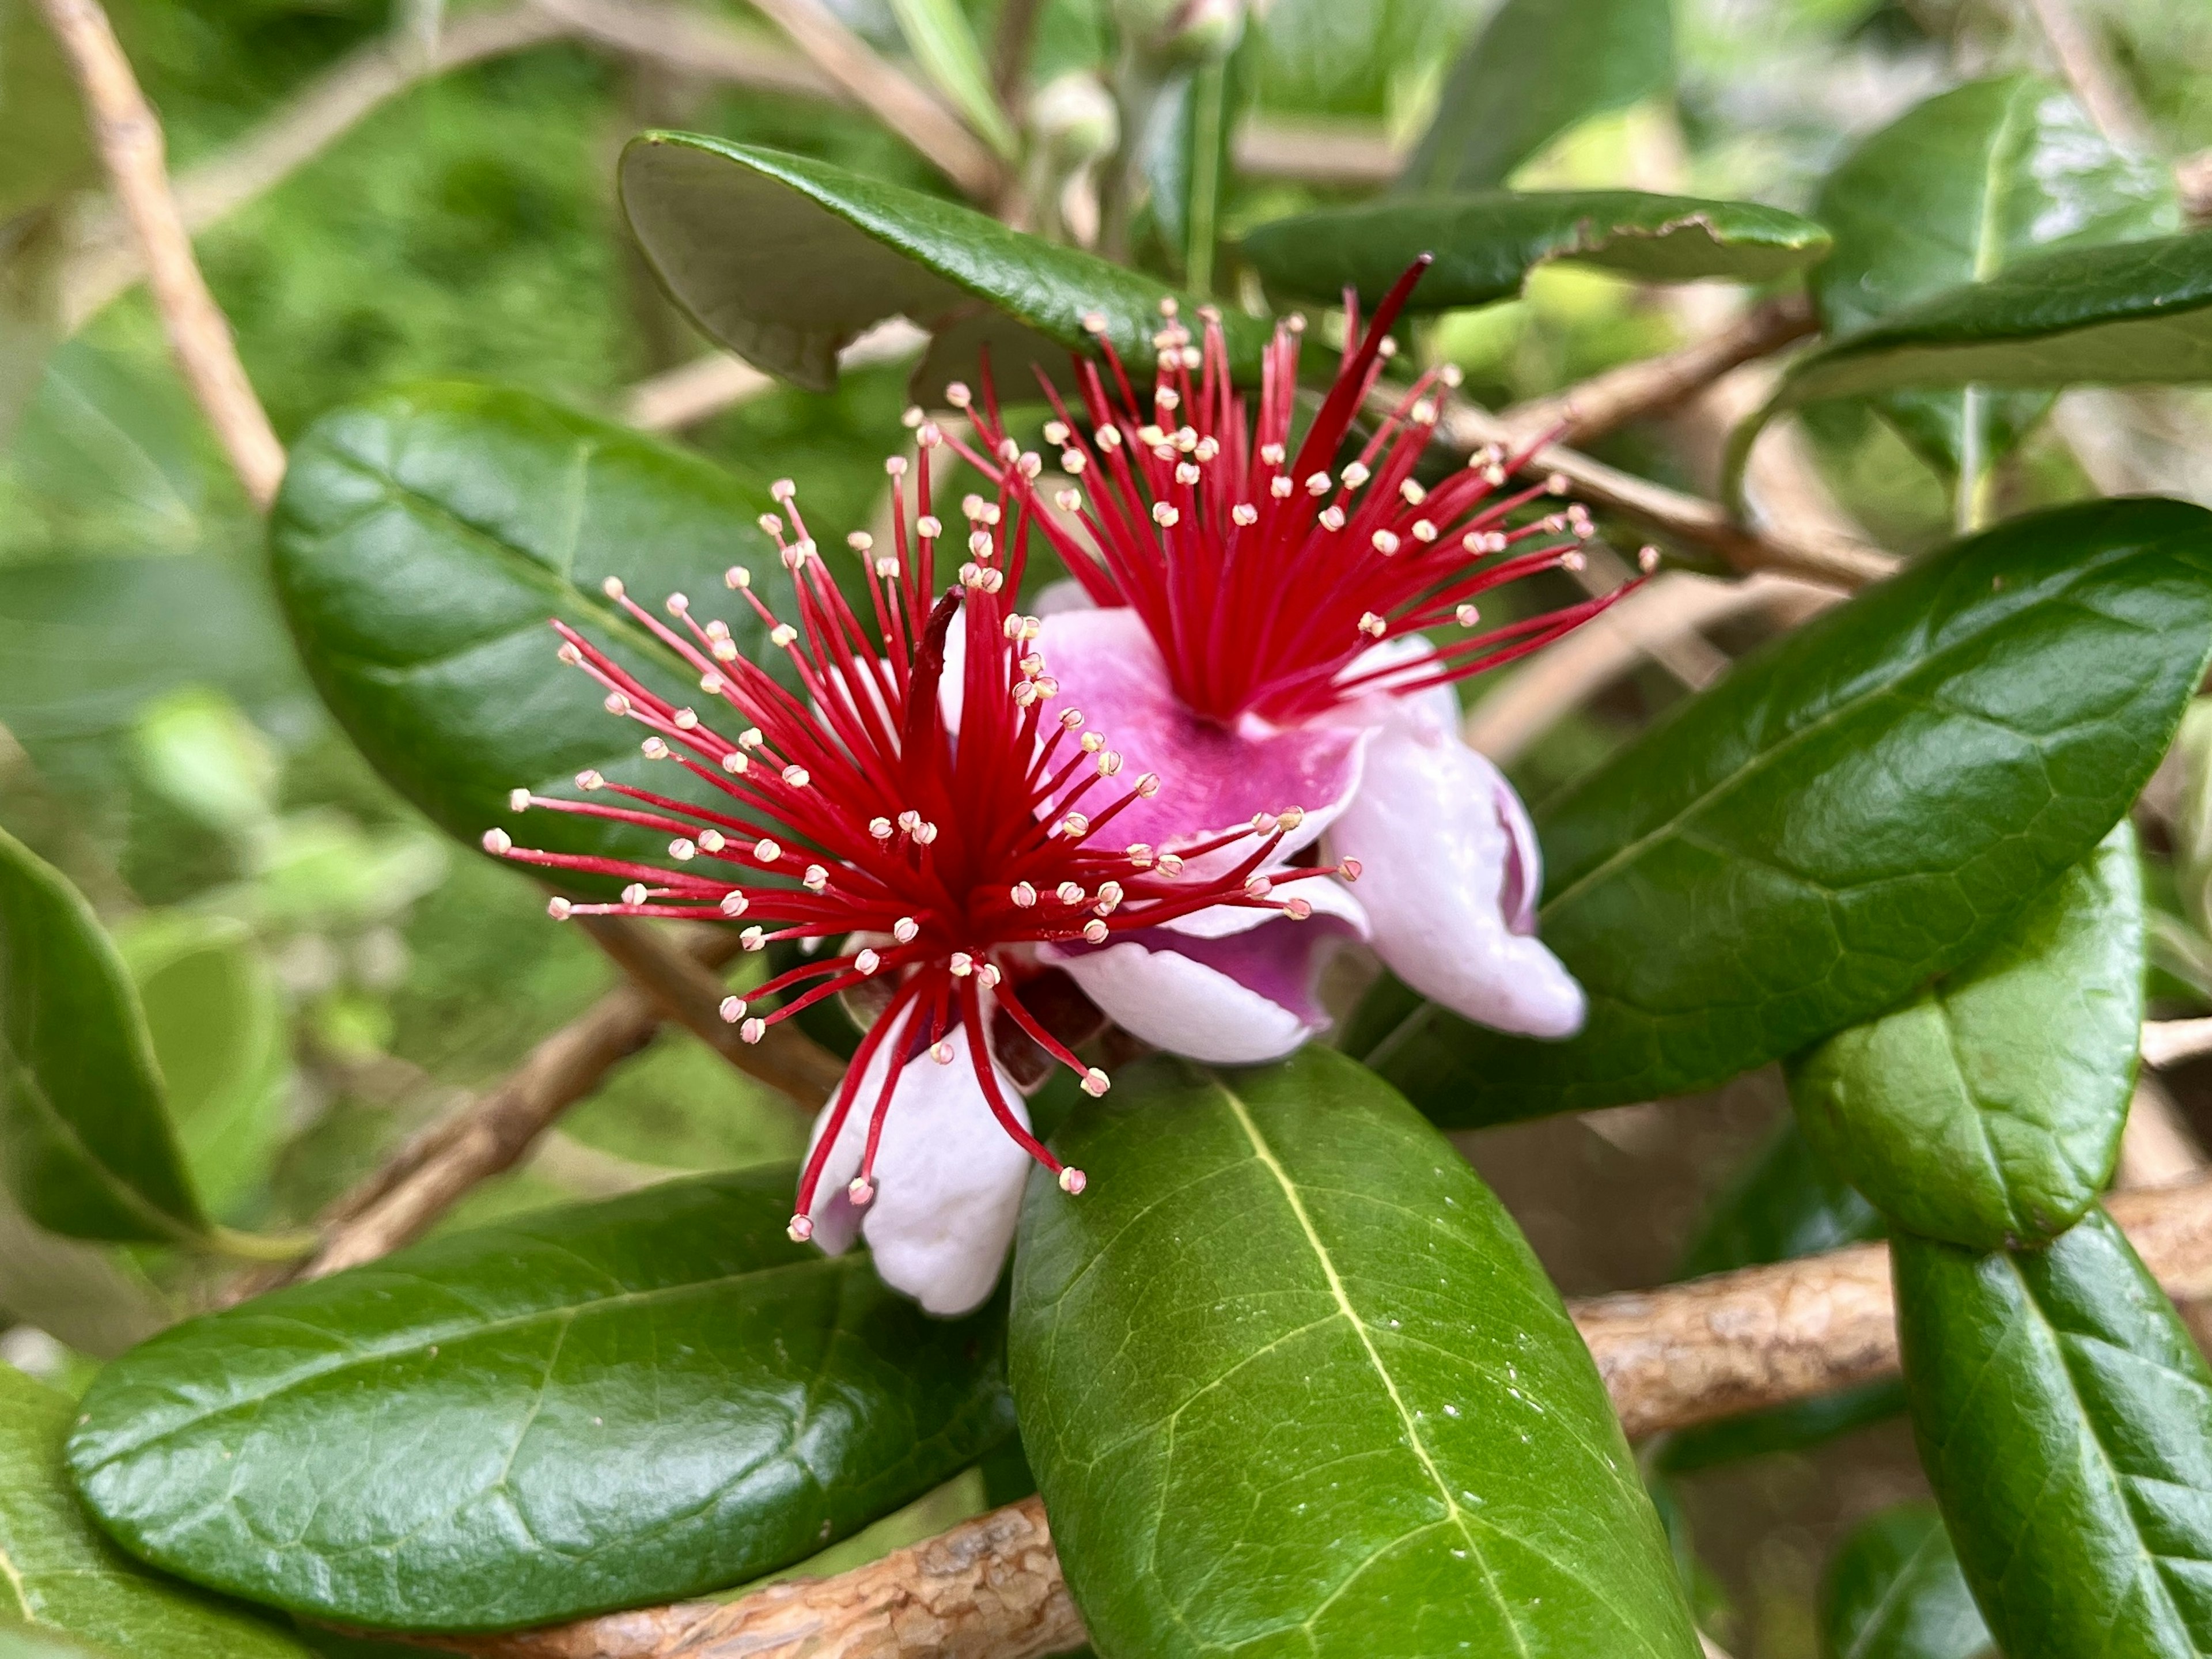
[[483, 427, 1349, 1239], [957, 257, 1650, 725]]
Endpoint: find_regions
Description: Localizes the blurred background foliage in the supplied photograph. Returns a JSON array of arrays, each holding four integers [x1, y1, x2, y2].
[[7, 0, 2212, 1653]]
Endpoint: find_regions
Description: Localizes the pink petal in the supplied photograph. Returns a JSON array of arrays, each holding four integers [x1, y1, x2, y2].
[[802, 1024, 1031, 1315], [1043, 911, 1361, 1063], [1037, 608, 1366, 858], [1328, 702, 1585, 1039]]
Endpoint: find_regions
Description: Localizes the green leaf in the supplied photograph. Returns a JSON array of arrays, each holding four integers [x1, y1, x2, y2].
[[1400, 0, 1674, 193], [0, 826, 207, 1244], [1010, 1047, 1700, 1659], [0, 1, 93, 225], [885, 0, 1019, 158], [616, 135, 1269, 396], [271, 381, 784, 882], [0, 1625, 123, 1659], [1789, 821, 2144, 1249], [0, 1368, 312, 1659], [1819, 1503, 1994, 1659], [1356, 498, 2212, 1126], [1894, 1209, 2212, 1659], [1243, 190, 1832, 310], [1657, 1118, 1899, 1472], [1809, 75, 2180, 480], [1728, 231, 2212, 510], [116, 913, 290, 1220], [67, 1166, 1016, 1633]]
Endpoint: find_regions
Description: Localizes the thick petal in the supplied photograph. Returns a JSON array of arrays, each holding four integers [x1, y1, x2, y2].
[[1044, 912, 1359, 1063], [802, 1024, 1031, 1315], [1037, 608, 1365, 858], [1330, 704, 1586, 1039]]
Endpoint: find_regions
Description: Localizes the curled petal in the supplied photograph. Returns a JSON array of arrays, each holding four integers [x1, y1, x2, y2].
[[802, 1024, 1031, 1315], [1037, 608, 1366, 858], [1329, 703, 1585, 1039], [1044, 911, 1361, 1063]]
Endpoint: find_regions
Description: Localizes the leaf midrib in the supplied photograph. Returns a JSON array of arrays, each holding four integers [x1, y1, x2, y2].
[[78, 1251, 839, 1468]]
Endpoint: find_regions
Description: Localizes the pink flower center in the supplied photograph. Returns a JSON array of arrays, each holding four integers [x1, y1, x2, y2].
[[483, 424, 1352, 1237]]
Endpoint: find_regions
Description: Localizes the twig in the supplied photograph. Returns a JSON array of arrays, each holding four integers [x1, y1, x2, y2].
[[623, 318, 927, 430], [37, 0, 286, 508], [2019, 0, 2156, 153], [61, 0, 839, 328], [575, 915, 844, 1109], [448, 1173, 2212, 1658], [989, 0, 1045, 105], [744, 0, 1003, 200], [1233, 118, 1400, 185], [2118, 1075, 2206, 1192], [2145, 1017, 2212, 1070], [1428, 389, 1901, 590], [1502, 293, 1818, 450]]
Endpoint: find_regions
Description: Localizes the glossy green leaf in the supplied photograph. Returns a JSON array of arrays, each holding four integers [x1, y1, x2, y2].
[[1729, 231, 2212, 510], [0, 1368, 312, 1659], [116, 913, 290, 1219], [1809, 75, 2180, 480], [1819, 1504, 1994, 1659], [1243, 190, 1831, 310], [886, 0, 1018, 158], [1658, 1118, 1897, 1472], [1895, 1209, 2212, 1659], [1790, 822, 2144, 1249], [270, 381, 782, 883], [0, 826, 207, 1244], [1355, 497, 2212, 1125], [1400, 0, 1673, 193], [616, 135, 1269, 397], [67, 1166, 1016, 1632], [1011, 1047, 1700, 1659]]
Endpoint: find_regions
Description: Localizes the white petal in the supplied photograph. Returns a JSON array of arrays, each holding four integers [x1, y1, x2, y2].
[[1329, 706, 1586, 1038], [802, 1024, 1031, 1315], [1158, 873, 1370, 940], [1044, 914, 1355, 1063]]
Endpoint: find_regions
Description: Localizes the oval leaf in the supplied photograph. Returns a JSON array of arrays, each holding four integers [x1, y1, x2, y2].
[[1011, 1047, 1700, 1659], [270, 382, 783, 882], [0, 1368, 311, 1659], [616, 134, 1269, 397], [1789, 821, 2143, 1250], [1820, 1503, 1994, 1659], [1400, 0, 1673, 194], [0, 825, 206, 1244], [66, 1166, 1014, 1633], [1730, 230, 2212, 507], [1243, 190, 1831, 310], [1809, 75, 2180, 479], [1355, 497, 2212, 1125], [1894, 1210, 2212, 1659]]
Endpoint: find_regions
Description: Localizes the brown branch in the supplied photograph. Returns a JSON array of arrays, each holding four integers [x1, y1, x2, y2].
[[1502, 293, 1819, 450], [1233, 118, 1400, 185], [448, 1174, 2212, 1659], [37, 0, 286, 508], [2145, 1017, 2212, 1070], [2184, 151, 2212, 224], [2020, 0, 2156, 153], [743, 0, 1004, 200], [623, 318, 926, 431], [989, 0, 1046, 105]]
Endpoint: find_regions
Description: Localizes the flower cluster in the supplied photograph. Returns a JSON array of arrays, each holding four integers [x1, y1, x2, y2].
[[483, 426, 1347, 1313], [949, 256, 1646, 1054]]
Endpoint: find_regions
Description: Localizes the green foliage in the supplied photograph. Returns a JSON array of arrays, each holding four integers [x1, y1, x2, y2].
[[0, 1367, 312, 1658], [270, 382, 780, 881], [1819, 1504, 1993, 1659], [1355, 499, 2212, 1124], [1244, 190, 1830, 310], [1011, 1048, 1700, 1659], [887, 0, 1019, 158], [616, 134, 1268, 397], [1732, 231, 2212, 510], [1790, 822, 2143, 1249], [1809, 75, 2180, 482], [68, 1167, 1016, 1631], [1401, 0, 1673, 192], [1895, 1210, 2212, 1658], [0, 827, 207, 1244]]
